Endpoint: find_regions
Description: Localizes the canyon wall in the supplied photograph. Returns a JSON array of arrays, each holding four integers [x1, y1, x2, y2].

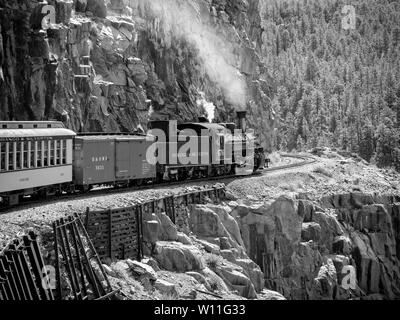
[[0, 0, 275, 150], [233, 193, 400, 299]]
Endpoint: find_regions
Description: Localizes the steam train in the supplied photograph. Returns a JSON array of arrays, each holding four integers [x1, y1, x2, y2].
[[0, 112, 265, 207]]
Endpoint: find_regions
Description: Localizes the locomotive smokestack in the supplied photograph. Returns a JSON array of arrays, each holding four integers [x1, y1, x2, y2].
[[236, 111, 247, 132]]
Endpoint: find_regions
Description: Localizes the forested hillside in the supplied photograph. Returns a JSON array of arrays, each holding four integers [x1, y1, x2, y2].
[[259, 0, 400, 170]]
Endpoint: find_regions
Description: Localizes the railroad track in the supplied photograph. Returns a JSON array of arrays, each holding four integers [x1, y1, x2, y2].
[[0, 154, 318, 213]]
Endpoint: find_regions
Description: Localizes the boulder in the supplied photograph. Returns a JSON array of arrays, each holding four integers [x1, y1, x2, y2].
[[235, 258, 264, 293], [177, 232, 192, 245], [141, 257, 160, 272], [156, 212, 178, 241], [301, 222, 322, 242], [143, 220, 160, 244], [185, 272, 209, 286], [258, 289, 286, 300], [154, 242, 204, 272], [126, 259, 157, 281], [197, 239, 220, 254], [154, 279, 178, 297], [189, 205, 229, 238], [216, 265, 257, 299], [205, 204, 244, 247]]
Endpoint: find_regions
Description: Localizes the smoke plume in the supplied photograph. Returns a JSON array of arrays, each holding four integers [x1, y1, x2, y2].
[[140, 0, 247, 107]]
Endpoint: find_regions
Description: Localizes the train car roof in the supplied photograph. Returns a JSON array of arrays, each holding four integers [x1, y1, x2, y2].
[[178, 123, 227, 131], [76, 134, 155, 141], [0, 121, 66, 129], [0, 128, 76, 139]]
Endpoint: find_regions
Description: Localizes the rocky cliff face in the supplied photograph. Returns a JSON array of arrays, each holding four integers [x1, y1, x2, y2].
[[131, 191, 400, 300], [0, 0, 275, 149], [232, 193, 400, 300]]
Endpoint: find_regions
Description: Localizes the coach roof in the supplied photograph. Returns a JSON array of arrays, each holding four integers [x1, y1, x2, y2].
[[0, 128, 76, 139]]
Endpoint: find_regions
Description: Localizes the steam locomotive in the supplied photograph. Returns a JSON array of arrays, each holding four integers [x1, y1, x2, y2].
[[0, 112, 265, 207]]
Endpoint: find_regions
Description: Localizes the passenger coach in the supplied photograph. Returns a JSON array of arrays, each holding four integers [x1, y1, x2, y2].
[[0, 121, 76, 206]]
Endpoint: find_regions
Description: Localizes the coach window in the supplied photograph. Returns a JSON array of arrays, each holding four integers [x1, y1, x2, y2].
[[30, 141, 35, 168], [37, 141, 42, 167], [50, 140, 55, 166], [56, 140, 61, 165], [60, 140, 65, 165], [15, 142, 21, 170], [62, 140, 67, 165], [44, 140, 49, 166], [8, 142, 14, 170], [23, 141, 28, 169], [0, 143, 5, 171]]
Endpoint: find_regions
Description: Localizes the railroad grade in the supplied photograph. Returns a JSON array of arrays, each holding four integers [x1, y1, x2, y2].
[[0, 154, 318, 214]]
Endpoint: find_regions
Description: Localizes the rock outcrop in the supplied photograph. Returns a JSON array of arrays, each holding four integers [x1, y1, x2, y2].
[[0, 0, 276, 150], [231, 193, 400, 300]]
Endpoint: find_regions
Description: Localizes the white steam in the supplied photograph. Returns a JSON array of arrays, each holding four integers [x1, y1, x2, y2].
[[196, 92, 216, 122], [141, 0, 247, 107]]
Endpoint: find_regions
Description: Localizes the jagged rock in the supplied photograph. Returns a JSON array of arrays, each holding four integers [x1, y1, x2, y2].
[[189, 205, 229, 238], [76, 0, 88, 12], [205, 204, 244, 247], [144, 220, 160, 244], [55, 0, 73, 25], [126, 259, 157, 281], [185, 272, 209, 286], [111, 261, 130, 278], [298, 200, 315, 222], [216, 265, 257, 299], [141, 257, 161, 272], [221, 249, 236, 263], [219, 237, 231, 250], [312, 210, 343, 251], [353, 205, 392, 233], [258, 289, 286, 300], [177, 232, 192, 245], [301, 222, 322, 242], [154, 279, 178, 296], [200, 267, 230, 293], [127, 57, 148, 86], [197, 239, 220, 254], [333, 236, 352, 255], [351, 232, 380, 294], [154, 241, 204, 272], [156, 212, 178, 241], [86, 0, 107, 18], [235, 258, 264, 293], [311, 258, 338, 300]]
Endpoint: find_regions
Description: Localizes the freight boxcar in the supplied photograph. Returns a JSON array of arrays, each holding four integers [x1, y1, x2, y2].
[[115, 135, 157, 185], [73, 134, 157, 190], [73, 136, 116, 190]]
